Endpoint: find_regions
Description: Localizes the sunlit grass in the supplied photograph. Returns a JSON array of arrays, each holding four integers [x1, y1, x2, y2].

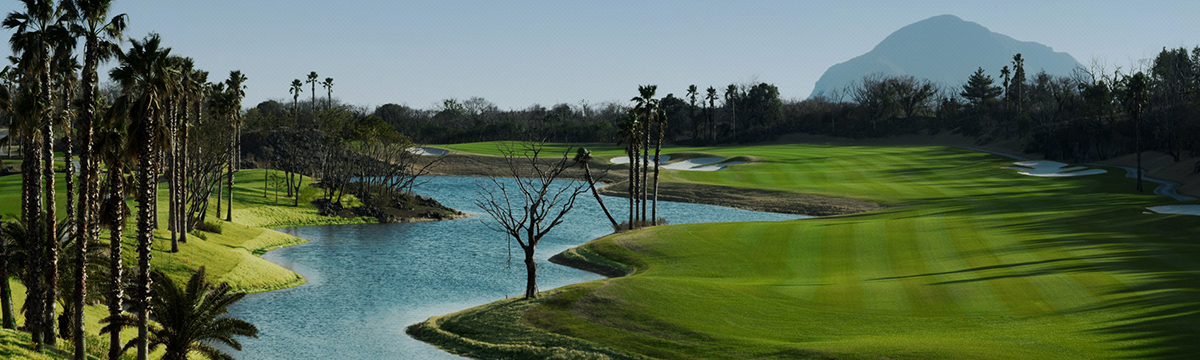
[[425, 143, 1200, 359]]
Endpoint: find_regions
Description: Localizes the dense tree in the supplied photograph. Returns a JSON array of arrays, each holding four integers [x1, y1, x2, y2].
[[961, 67, 1003, 106], [1124, 72, 1149, 192]]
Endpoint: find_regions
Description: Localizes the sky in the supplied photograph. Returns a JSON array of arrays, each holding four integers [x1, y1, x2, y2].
[[3, 0, 1199, 110]]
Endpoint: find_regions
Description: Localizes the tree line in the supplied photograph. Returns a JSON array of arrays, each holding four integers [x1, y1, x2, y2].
[[1, 1, 259, 359]]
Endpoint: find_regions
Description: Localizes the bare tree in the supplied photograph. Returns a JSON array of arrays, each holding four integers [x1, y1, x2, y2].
[[475, 141, 588, 298]]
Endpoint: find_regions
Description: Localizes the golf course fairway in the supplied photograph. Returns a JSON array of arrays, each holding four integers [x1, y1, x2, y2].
[[413, 144, 1200, 359]]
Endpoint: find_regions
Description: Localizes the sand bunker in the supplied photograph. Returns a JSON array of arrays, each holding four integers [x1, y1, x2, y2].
[[609, 155, 670, 165], [1005, 160, 1106, 177], [408, 147, 449, 156], [1146, 205, 1200, 216], [661, 157, 745, 171], [609, 155, 743, 171]]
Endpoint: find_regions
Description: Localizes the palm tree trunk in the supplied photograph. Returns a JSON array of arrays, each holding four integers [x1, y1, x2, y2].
[[226, 136, 234, 221], [169, 103, 178, 253], [107, 173, 125, 360], [137, 135, 155, 360], [24, 133, 44, 348], [179, 101, 190, 244], [652, 126, 663, 226], [583, 164, 617, 228], [42, 116, 58, 346], [627, 145, 635, 229], [641, 123, 649, 224], [216, 166, 222, 217]]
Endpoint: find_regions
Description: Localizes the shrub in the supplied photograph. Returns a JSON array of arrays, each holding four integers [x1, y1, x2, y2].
[[195, 221, 223, 234]]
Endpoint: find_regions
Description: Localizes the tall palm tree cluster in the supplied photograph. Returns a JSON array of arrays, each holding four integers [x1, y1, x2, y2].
[[618, 84, 668, 229], [2, 1, 258, 360]]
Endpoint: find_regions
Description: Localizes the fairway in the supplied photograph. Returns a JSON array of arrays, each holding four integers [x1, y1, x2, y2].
[[423, 144, 1200, 359]]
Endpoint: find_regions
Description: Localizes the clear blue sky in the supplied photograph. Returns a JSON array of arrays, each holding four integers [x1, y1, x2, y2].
[[3, 0, 1198, 110]]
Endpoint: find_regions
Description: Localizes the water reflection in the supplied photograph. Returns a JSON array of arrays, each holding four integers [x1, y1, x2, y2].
[[228, 176, 807, 359]]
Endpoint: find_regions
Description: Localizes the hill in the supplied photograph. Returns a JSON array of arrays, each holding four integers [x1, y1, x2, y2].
[[811, 14, 1082, 97]]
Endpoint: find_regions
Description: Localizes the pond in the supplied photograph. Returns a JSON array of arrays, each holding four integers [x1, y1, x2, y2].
[[227, 176, 809, 359]]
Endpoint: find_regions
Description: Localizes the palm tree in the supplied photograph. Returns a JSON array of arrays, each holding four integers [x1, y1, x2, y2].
[[305, 71, 318, 123], [700, 86, 710, 142], [4, 0, 58, 348], [289, 79, 302, 127], [725, 84, 737, 141], [574, 148, 617, 228], [63, 6, 125, 354], [321, 76, 333, 110], [686, 84, 697, 140], [95, 104, 131, 360], [616, 112, 639, 228], [147, 267, 258, 360], [109, 33, 173, 360], [631, 85, 658, 224], [651, 105, 666, 226], [224, 71, 247, 222], [43, 47, 80, 346]]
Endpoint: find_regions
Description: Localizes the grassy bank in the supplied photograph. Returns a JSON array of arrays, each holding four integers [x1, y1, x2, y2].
[[0, 168, 370, 358], [419, 143, 1200, 359]]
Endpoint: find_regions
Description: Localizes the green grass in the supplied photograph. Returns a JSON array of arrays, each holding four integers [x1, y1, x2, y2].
[[427, 143, 1200, 359], [0, 168, 368, 358]]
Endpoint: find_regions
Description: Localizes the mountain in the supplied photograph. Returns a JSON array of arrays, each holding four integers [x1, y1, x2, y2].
[[810, 15, 1082, 98]]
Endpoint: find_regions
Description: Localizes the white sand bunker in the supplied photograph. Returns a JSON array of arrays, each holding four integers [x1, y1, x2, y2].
[[1005, 160, 1106, 177], [608, 155, 743, 171], [408, 147, 449, 156], [661, 157, 745, 171], [1146, 205, 1200, 216], [609, 155, 670, 165]]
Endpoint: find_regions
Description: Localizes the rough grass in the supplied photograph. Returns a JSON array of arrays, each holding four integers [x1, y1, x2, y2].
[[0, 168, 367, 358], [423, 144, 1200, 359]]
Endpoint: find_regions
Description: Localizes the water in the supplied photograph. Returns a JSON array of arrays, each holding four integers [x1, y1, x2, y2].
[[228, 176, 808, 359]]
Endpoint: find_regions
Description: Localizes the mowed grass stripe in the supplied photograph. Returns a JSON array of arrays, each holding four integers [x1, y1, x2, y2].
[[989, 197, 1129, 310], [941, 210, 1054, 315], [854, 219, 911, 314], [884, 217, 960, 317], [913, 208, 1002, 314], [813, 223, 863, 311], [780, 222, 823, 302]]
